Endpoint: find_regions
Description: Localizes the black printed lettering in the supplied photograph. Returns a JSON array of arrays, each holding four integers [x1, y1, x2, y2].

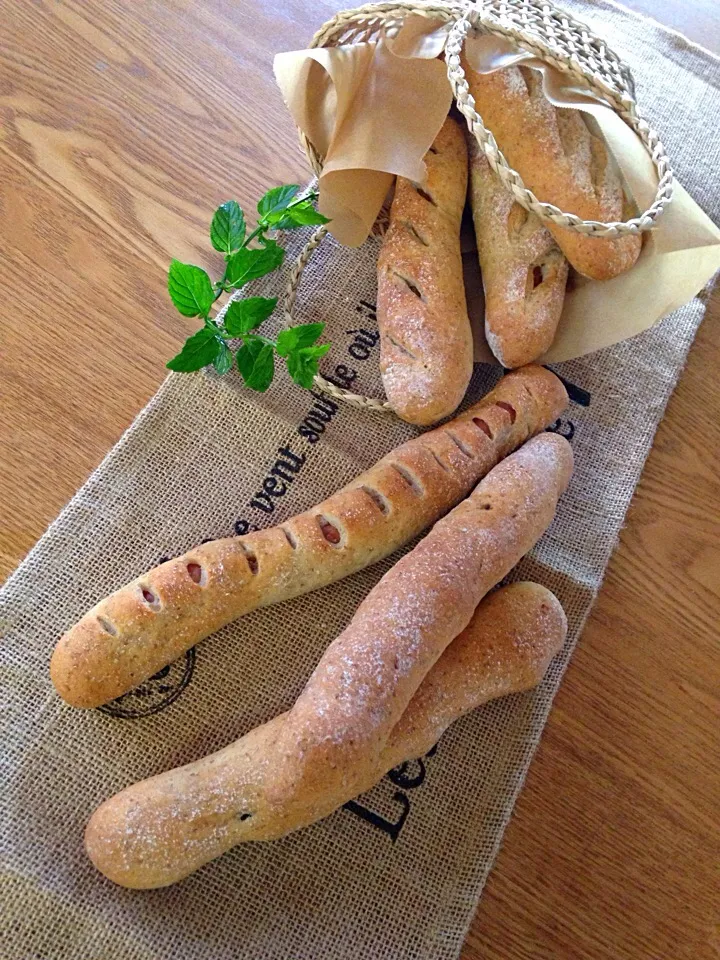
[[245, 394, 342, 520], [546, 418, 576, 442], [234, 519, 260, 536], [343, 791, 411, 842], [304, 414, 326, 434], [306, 404, 334, 425], [298, 424, 321, 443], [249, 493, 275, 514], [263, 476, 287, 498], [277, 446, 306, 470], [347, 328, 379, 346], [247, 443, 311, 517], [544, 367, 591, 407], [387, 758, 427, 790], [270, 462, 297, 484], [324, 364, 357, 390], [311, 392, 338, 416], [356, 304, 377, 322], [347, 328, 379, 362], [349, 341, 370, 361]]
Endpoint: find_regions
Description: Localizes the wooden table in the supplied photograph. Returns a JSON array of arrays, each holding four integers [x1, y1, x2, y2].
[[2, 2, 718, 957]]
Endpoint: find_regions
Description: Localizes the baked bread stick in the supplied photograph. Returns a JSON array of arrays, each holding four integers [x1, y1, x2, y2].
[[86, 578, 567, 888], [377, 117, 474, 425], [468, 133, 568, 367], [51, 366, 568, 709], [85, 433, 572, 888], [463, 59, 641, 280]]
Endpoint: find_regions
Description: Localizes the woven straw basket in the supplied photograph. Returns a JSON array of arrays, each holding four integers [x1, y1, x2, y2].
[[283, 0, 674, 414]]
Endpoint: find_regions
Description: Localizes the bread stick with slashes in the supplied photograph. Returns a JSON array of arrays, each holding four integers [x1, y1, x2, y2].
[[51, 366, 567, 708]]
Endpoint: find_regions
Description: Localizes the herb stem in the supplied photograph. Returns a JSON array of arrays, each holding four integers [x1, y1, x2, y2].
[[247, 333, 276, 348], [243, 224, 266, 248], [203, 314, 230, 339], [213, 265, 230, 302], [243, 190, 320, 249]]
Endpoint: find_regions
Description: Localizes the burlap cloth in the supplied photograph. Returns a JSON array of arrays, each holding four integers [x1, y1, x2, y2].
[[1, 3, 718, 958]]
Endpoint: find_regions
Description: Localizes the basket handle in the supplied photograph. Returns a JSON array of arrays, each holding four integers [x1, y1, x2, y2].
[[445, 13, 674, 237]]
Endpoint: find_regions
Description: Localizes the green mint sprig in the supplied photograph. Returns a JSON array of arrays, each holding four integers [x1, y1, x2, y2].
[[166, 186, 330, 392]]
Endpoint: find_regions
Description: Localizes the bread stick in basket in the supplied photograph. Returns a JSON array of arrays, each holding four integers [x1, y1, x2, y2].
[[50, 366, 567, 709], [463, 60, 641, 281], [467, 134, 568, 368], [377, 117, 473, 425]]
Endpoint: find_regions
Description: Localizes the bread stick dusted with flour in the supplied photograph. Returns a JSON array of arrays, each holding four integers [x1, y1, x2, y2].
[[463, 60, 641, 280], [377, 117, 473, 425], [467, 134, 568, 367], [86, 431, 571, 888], [382, 581, 566, 763], [386, 581, 566, 763], [268, 433, 573, 817], [87, 582, 567, 889], [50, 366, 567, 709]]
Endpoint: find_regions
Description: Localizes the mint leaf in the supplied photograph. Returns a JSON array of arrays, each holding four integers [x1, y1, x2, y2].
[[275, 200, 330, 229], [236, 339, 275, 392], [210, 201, 245, 254], [224, 297, 278, 336], [276, 322, 325, 357], [226, 241, 285, 287], [258, 185, 300, 223], [168, 261, 215, 318], [213, 340, 233, 375], [166, 327, 221, 372], [287, 343, 331, 389], [166, 187, 331, 392]]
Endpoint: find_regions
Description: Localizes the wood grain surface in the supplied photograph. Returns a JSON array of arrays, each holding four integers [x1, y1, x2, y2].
[[1, 2, 718, 958]]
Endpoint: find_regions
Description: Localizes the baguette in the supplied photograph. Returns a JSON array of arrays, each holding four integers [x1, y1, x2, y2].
[[267, 432, 572, 817], [467, 133, 568, 367], [377, 116, 473, 425], [383, 581, 566, 762], [50, 365, 568, 709], [463, 60, 641, 280], [86, 569, 569, 886]]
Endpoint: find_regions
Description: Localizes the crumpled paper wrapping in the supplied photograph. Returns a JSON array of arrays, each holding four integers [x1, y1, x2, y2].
[[274, 17, 720, 362]]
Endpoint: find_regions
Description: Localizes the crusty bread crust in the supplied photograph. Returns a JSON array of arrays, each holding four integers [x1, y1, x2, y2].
[[463, 61, 642, 281], [388, 581, 566, 762], [50, 366, 568, 709], [85, 551, 569, 886], [267, 433, 573, 822], [467, 133, 568, 367], [377, 117, 474, 425]]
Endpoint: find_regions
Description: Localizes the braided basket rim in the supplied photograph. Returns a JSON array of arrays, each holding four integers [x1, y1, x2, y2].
[[300, 0, 673, 236], [286, 0, 674, 416]]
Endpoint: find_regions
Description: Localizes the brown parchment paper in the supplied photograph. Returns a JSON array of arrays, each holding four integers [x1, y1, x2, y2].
[[274, 19, 720, 363]]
